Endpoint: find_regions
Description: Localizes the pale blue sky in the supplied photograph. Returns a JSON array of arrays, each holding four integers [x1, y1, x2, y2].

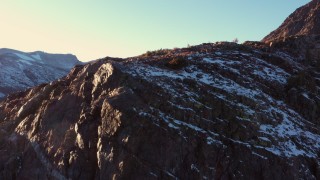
[[0, 0, 310, 61]]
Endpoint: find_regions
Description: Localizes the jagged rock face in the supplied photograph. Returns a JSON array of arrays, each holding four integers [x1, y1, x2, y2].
[[0, 43, 320, 179], [0, 48, 82, 99], [265, 35, 320, 65], [263, 0, 320, 43]]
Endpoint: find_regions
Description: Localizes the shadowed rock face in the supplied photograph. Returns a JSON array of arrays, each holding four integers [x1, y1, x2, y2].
[[263, 0, 320, 43], [0, 42, 320, 179]]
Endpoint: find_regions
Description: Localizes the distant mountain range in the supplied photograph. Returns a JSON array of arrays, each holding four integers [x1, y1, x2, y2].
[[0, 48, 82, 98]]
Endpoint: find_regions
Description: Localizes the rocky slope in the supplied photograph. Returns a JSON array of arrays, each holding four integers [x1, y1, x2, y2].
[[0, 41, 319, 179], [0, 48, 82, 99], [263, 0, 320, 43]]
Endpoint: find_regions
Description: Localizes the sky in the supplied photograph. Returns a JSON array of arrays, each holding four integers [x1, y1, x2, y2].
[[0, 0, 311, 62]]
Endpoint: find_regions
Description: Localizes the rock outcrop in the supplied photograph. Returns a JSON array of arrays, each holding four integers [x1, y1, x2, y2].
[[2, 1, 320, 179], [0, 42, 320, 179], [263, 0, 320, 43]]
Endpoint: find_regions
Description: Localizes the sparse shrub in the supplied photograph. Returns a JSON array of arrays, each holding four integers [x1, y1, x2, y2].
[[286, 71, 317, 93], [154, 49, 170, 56], [165, 57, 187, 70], [144, 51, 153, 57], [142, 49, 170, 57]]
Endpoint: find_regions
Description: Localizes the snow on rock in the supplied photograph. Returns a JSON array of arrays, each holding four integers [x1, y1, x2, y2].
[[258, 103, 320, 157], [1, 42, 320, 179], [252, 66, 288, 84], [0, 49, 82, 97], [14, 53, 36, 62], [31, 53, 42, 61], [121, 43, 320, 160]]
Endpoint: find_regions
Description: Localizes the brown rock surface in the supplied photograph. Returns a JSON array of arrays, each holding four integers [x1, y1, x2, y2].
[[263, 0, 320, 43], [0, 42, 320, 179]]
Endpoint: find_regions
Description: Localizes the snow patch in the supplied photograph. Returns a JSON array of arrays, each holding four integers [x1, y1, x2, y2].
[[207, 137, 223, 145], [202, 58, 240, 65], [15, 53, 36, 62], [165, 171, 178, 179], [302, 93, 311, 100], [173, 120, 206, 133], [253, 66, 288, 84], [259, 100, 320, 157], [31, 54, 43, 62], [252, 152, 268, 160], [149, 172, 157, 177], [191, 164, 200, 172]]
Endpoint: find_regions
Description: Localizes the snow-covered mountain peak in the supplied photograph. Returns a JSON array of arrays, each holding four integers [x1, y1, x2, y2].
[[0, 48, 82, 98]]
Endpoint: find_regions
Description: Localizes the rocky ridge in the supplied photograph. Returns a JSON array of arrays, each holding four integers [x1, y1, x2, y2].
[[2, 1, 320, 179], [0, 41, 320, 179], [263, 0, 320, 43]]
